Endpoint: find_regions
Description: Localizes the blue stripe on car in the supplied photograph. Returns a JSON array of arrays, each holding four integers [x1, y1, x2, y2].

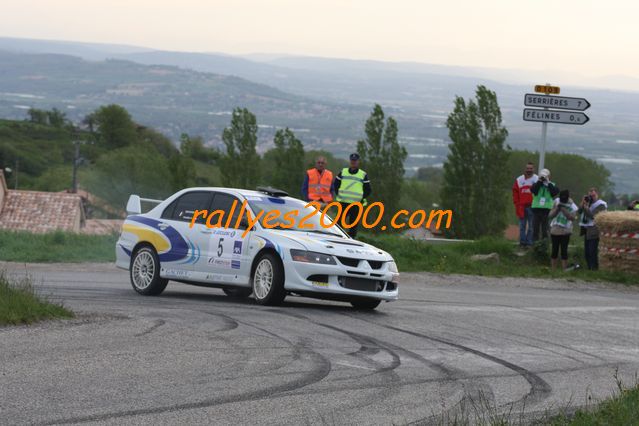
[[128, 216, 190, 262]]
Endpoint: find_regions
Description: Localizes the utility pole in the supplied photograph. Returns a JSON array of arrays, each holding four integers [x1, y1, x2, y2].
[[72, 140, 80, 193], [14, 159, 18, 190]]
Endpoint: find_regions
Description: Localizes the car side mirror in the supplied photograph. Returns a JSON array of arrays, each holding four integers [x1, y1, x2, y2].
[[238, 218, 251, 231]]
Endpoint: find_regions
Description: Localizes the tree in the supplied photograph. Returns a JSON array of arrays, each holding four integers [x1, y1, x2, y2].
[[356, 104, 407, 223], [168, 153, 196, 192], [93, 104, 137, 149], [84, 145, 172, 208], [82, 112, 97, 133], [180, 133, 218, 164], [441, 85, 510, 238], [137, 126, 177, 158], [27, 108, 48, 125], [270, 128, 305, 195], [47, 108, 67, 128], [219, 108, 260, 189]]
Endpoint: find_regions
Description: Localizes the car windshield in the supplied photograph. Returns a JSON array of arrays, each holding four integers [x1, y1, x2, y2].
[[246, 196, 345, 237]]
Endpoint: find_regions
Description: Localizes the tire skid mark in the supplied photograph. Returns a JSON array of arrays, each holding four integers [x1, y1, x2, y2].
[[268, 309, 482, 418], [40, 315, 331, 425], [400, 296, 637, 348], [397, 306, 599, 364], [268, 309, 402, 382], [194, 310, 239, 333], [358, 321, 497, 422], [321, 323, 402, 382], [349, 313, 552, 406], [255, 360, 623, 400], [134, 319, 165, 337]]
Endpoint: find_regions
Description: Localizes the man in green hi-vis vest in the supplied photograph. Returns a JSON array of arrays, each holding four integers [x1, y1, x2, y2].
[[531, 168, 560, 242], [335, 153, 371, 238]]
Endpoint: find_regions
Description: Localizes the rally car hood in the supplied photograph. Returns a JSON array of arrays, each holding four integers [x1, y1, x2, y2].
[[261, 229, 392, 261]]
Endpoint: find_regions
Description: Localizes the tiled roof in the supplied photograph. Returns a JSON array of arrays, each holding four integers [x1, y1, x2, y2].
[[0, 190, 84, 233]]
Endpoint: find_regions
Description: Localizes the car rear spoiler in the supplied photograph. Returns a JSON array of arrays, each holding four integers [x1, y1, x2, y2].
[[126, 194, 163, 215]]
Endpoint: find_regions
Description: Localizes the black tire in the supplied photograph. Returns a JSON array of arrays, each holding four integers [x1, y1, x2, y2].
[[223, 287, 252, 298], [129, 246, 168, 296], [251, 252, 286, 306], [350, 299, 381, 310]]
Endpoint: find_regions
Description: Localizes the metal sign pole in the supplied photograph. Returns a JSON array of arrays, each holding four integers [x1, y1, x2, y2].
[[538, 83, 550, 171], [539, 121, 548, 171]]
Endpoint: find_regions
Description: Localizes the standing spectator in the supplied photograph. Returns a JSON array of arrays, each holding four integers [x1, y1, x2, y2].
[[548, 189, 578, 271], [301, 156, 334, 206], [512, 162, 538, 247], [579, 187, 607, 270], [531, 168, 560, 242], [335, 153, 371, 238]]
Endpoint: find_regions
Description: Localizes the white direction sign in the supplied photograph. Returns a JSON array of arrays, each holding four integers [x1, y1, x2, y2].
[[523, 108, 590, 125], [524, 93, 591, 111]]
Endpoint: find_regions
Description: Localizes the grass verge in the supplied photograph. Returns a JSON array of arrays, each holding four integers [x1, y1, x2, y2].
[[0, 229, 634, 285], [0, 230, 117, 263], [0, 272, 74, 325], [548, 376, 639, 425], [359, 233, 638, 285]]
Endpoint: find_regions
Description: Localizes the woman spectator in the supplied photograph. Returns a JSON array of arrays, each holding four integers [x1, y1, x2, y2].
[[548, 189, 578, 271]]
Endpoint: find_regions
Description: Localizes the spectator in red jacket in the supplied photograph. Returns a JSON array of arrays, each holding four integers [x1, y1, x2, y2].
[[512, 162, 538, 247]]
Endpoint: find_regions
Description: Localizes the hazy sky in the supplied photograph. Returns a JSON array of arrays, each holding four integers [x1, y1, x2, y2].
[[2, 0, 638, 78]]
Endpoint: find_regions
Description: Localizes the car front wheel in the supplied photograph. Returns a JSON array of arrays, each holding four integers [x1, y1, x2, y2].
[[252, 253, 286, 306], [130, 246, 168, 296]]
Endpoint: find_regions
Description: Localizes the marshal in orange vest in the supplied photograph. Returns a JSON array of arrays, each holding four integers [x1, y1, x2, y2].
[[306, 168, 334, 202]]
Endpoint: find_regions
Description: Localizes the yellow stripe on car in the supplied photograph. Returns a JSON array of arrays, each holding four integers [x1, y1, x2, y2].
[[121, 224, 171, 253]]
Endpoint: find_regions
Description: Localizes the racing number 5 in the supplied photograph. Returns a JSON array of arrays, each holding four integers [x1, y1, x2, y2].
[[217, 237, 224, 257]]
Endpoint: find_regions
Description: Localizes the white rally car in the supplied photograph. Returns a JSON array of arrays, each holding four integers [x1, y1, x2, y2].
[[115, 187, 399, 309]]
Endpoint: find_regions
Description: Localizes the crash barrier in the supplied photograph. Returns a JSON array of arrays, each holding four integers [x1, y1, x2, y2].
[[190, 200, 452, 238], [596, 211, 639, 273]]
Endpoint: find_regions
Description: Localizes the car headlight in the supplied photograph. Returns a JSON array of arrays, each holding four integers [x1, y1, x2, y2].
[[290, 249, 336, 265], [387, 261, 398, 273]]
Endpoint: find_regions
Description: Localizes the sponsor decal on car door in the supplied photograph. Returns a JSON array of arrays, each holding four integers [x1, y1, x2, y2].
[[198, 193, 251, 284]]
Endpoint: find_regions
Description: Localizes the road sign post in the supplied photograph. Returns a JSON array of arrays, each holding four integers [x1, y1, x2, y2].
[[540, 83, 550, 171], [522, 85, 590, 171], [540, 116, 548, 171]]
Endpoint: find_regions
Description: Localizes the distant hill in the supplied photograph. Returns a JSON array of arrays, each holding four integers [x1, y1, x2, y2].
[[0, 50, 367, 153], [0, 36, 150, 60], [0, 37, 638, 193]]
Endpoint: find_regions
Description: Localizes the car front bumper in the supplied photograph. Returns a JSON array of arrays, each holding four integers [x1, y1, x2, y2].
[[282, 259, 400, 301]]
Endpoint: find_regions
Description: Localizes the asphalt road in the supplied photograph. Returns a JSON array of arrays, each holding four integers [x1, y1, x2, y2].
[[1, 262, 638, 425]]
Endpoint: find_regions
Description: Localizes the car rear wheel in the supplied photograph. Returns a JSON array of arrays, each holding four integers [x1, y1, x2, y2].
[[252, 253, 286, 305], [223, 287, 252, 298], [130, 246, 168, 296], [350, 299, 381, 310]]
